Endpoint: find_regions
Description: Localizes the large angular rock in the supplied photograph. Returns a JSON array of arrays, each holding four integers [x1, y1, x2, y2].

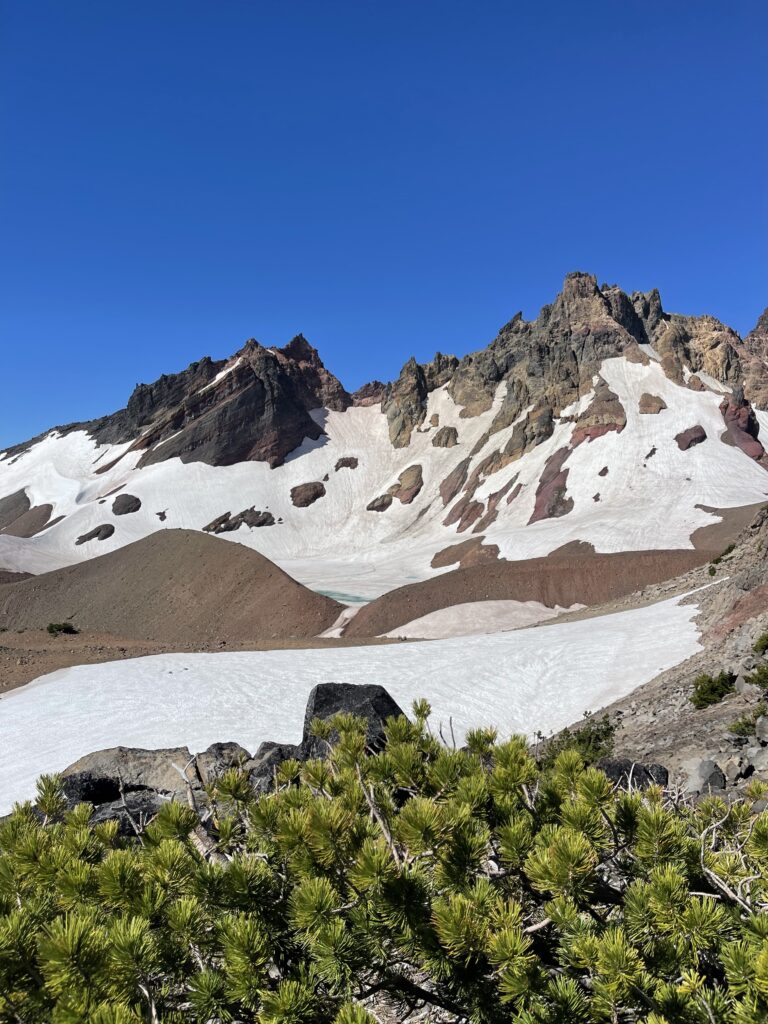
[[290, 482, 326, 508], [300, 683, 405, 760], [675, 425, 707, 451], [432, 425, 459, 448], [388, 464, 423, 504], [595, 757, 668, 790], [638, 393, 667, 414], [684, 759, 726, 793], [719, 387, 768, 465]]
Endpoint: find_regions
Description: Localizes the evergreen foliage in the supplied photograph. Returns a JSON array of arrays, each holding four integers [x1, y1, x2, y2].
[[46, 622, 79, 636], [690, 672, 736, 709], [1, 703, 767, 1022]]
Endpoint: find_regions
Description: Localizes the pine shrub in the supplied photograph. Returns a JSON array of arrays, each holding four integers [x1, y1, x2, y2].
[[46, 621, 79, 636], [1, 703, 767, 1023], [690, 671, 736, 709]]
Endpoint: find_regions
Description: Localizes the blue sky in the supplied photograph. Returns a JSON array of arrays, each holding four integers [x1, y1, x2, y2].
[[1, 1, 766, 447]]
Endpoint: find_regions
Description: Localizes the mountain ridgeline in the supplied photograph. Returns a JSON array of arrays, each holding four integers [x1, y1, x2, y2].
[[7, 272, 768, 471]]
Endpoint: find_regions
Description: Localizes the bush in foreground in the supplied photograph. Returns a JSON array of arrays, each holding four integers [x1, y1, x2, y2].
[[1, 703, 767, 1023]]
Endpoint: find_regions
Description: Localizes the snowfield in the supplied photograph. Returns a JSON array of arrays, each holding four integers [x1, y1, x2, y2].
[[2, 356, 768, 595], [0, 594, 702, 813]]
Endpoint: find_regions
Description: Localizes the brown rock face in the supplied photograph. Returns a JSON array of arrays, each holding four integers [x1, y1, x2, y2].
[[719, 387, 768, 465], [381, 353, 458, 447], [334, 457, 359, 471], [503, 404, 555, 461], [290, 482, 326, 508], [439, 458, 471, 506], [366, 494, 393, 513], [675, 425, 707, 451], [639, 393, 667, 414], [6, 335, 352, 471], [432, 425, 459, 448], [528, 447, 573, 524], [571, 379, 626, 446], [112, 494, 141, 515], [430, 537, 500, 568], [388, 465, 424, 504], [351, 381, 385, 406]]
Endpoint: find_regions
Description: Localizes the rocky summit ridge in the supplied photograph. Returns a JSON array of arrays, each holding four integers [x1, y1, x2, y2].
[[6, 272, 768, 473]]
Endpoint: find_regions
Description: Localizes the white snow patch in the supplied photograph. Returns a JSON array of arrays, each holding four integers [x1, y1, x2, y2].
[[196, 357, 243, 395], [380, 600, 584, 639], [0, 594, 701, 813]]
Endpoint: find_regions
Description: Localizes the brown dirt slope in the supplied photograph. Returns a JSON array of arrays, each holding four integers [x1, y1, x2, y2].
[[345, 549, 707, 638], [0, 529, 342, 643]]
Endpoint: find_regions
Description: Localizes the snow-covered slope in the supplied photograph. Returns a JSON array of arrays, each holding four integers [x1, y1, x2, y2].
[[0, 593, 702, 812], [1, 357, 767, 597], [2, 275, 767, 599]]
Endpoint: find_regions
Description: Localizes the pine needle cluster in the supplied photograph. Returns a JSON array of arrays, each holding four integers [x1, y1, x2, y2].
[[1, 703, 767, 1022]]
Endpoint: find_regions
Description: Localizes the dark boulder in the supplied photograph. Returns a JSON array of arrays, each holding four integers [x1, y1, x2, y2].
[[367, 494, 393, 513], [112, 494, 142, 515], [675, 425, 707, 451], [300, 682, 405, 760], [75, 524, 115, 544], [595, 757, 669, 790]]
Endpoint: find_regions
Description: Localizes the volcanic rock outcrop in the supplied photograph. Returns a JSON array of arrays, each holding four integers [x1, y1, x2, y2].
[[203, 508, 276, 533], [291, 481, 327, 507], [719, 387, 768, 465]]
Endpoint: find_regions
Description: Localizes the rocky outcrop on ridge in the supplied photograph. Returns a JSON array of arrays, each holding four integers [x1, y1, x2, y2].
[[381, 353, 458, 447], [6, 335, 351, 470]]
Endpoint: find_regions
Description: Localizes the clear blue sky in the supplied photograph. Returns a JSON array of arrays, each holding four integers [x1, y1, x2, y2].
[[1, 1, 766, 448]]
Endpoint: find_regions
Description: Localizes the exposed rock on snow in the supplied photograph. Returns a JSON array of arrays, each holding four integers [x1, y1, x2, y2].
[[571, 379, 626, 446], [639, 393, 667, 414], [366, 494, 393, 513], [430, 537, 500, 568], [0, 488, 58, 538], [719, 387, 768, 464], [76, 524, 115, 544], [675, 425, 707, 450], [290, 481, 327, 507], [432, 425, 458, 448], [203, 508, 275, 533], [528, 447, 573, 524], [334, 456, 359, 471], [388, 464, 423, 504], [112, 493, 141, 515]]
